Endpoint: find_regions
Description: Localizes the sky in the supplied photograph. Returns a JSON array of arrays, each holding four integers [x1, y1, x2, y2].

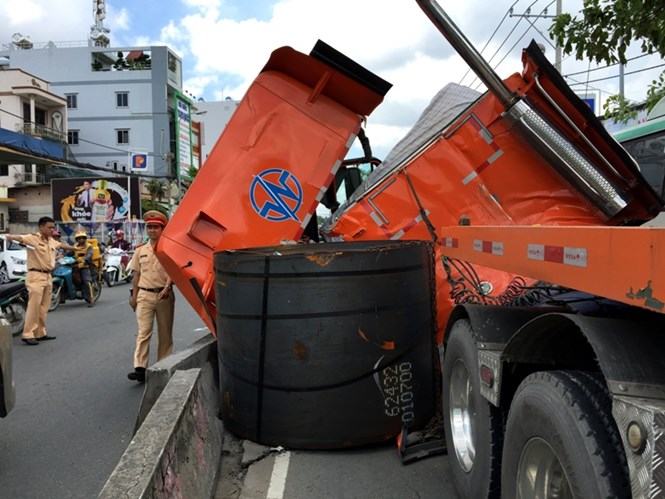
[[1, 0, 664, 159]]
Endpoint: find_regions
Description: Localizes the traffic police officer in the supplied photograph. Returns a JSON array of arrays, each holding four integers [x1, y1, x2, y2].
[[127, 210, 174, 382], [4, 217, 75, 345]]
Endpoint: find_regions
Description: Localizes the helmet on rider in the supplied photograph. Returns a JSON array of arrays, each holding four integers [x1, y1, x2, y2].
[[74, 230, 88, 241]]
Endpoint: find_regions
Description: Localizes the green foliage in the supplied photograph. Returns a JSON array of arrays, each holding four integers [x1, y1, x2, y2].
[[186, 166, 199, 180], [144, 179, 166, 202], [550, 0, 665, 118], [645, 71, 665, 113], [602, 94, 637, 123], [141, 199, 168, 216]]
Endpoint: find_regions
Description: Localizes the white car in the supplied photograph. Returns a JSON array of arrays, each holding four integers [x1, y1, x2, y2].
[[0, 238, 27, 284]]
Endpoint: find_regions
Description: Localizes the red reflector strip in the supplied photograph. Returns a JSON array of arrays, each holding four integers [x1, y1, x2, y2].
[[442, 237, 459, 248], [527, 244, 587, 268], [388, 210, 430, 240], [474, 239, 503, 255]]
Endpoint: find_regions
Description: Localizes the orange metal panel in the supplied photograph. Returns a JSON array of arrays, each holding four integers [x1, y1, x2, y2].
[[439, 225, 665, 314], [328, 77, 606, 340], [158, 46, 388, 334]]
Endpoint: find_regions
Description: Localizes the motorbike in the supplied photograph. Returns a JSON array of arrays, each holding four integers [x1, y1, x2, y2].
[[0, 281, 28, 336], [50, 256, 102, 311], [103, 248, 132, 287]]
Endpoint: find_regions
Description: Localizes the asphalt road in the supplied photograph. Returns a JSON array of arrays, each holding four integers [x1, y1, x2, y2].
[[0, 284, 207, 499]]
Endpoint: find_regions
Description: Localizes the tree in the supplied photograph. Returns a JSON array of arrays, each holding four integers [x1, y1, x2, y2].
[[144, 179, 166, 202], [550, 0, 665, 122]]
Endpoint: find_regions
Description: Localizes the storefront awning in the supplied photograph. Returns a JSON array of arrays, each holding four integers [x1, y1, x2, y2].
[[0, 145, 62, 165]]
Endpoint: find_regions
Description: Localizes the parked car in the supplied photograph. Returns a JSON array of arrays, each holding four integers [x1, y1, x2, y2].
[[0, 238, 27, 284]]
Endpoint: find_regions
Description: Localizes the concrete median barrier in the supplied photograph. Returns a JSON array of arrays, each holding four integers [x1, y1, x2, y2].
[[99, 367, 222, 499], [135, 334, 217, 431]]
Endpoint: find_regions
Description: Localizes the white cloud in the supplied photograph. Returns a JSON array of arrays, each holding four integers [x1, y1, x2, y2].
[[184, 74, 218, 99], [0, 0, 89, 44], [1, 0, 46, 26], [106, 5, 130, 32]]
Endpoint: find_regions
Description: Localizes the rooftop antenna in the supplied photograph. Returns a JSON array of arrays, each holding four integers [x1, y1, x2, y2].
[[89, 0, 110, 48]]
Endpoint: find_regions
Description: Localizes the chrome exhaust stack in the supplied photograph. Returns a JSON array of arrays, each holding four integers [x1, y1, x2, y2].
[[415, 0, 628, 218]]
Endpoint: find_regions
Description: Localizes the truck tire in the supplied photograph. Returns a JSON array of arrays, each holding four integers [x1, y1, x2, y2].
[[442, 319, 502, 498], [501, 370, 630, 499]]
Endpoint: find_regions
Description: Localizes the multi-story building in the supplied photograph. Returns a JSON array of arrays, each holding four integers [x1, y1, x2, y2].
[[0, 67, 68, 186], [194, 99, 239, 165], [0, 39, 187, 178]]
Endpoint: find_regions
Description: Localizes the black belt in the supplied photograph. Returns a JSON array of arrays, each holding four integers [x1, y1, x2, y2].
[[139, 287, 165, 293], [29, 268, 51, 273]]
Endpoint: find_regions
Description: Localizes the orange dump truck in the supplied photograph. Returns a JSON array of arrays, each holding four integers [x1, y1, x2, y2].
[[159, 1, 665, 497]]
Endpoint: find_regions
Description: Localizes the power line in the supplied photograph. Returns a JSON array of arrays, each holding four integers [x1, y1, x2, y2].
[[563, 53, 652, 78], [459, 0, 521, 86], [566, 62, 665, 86], [563, 75, 618, 96], [473, 0, 556, 91], [467, 0, 543, 89]]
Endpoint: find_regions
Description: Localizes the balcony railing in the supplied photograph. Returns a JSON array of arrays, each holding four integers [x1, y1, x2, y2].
[[13, 172, 47, 185], [16, 122, 66, 143]]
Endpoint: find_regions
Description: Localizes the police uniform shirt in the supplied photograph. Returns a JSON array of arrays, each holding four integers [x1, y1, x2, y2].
[[16, 233, 63, 271], [127, 243, 168, 288]]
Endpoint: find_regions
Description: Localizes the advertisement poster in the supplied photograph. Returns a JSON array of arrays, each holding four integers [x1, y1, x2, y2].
[[175, 92, 193, 181], [51, 177, 141, 223]]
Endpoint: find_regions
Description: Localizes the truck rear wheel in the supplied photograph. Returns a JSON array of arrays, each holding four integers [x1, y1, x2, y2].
[[442, 319, 502, 498], [501, 370, 629, 499]]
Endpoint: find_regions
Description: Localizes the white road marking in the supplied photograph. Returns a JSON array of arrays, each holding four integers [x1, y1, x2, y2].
[[267, 451, 291, 499]]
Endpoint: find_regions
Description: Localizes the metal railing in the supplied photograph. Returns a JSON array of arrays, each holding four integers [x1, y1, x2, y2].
[[16, 122, 66, 143], [13, 172, 47, 185]]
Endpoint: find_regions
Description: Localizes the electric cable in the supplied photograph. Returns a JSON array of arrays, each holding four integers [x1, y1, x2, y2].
[[467, 0, 543, 89], [567, 62, 665, 86], [473, 0, 556, 91], [459, 0, 521, 86], [563, 53, 652, 78]]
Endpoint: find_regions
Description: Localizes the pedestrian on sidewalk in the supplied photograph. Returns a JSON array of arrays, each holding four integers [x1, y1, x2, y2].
[[4, 217, 76, 345], [126, 210, 174, 382]]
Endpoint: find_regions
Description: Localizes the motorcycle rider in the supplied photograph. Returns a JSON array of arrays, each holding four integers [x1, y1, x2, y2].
[[52, 229, 65, 259], [73, 231, 95, 307], [111, 229, 131, 251], [111, 229, 131, 270]]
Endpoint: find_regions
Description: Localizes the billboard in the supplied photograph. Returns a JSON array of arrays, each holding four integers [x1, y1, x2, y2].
[[51, 177, 141, 223], [174, 92, 193, 181]]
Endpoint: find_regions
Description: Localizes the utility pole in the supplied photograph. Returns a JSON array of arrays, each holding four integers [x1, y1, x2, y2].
[[619, 63, 625, 99], [555, 0, 562, 73], [510, 2, 561, 72]]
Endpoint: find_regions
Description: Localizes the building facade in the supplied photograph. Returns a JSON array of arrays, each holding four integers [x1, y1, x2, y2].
[[0, 41, 186, 178], [194, 99, 239, 165], [0, 68, 68, 187]]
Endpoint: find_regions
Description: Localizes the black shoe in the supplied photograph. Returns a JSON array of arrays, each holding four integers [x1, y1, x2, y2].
[[127, 367, 146, 383], [21, 338, 39, 345], [37, 335, 56, 341]]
